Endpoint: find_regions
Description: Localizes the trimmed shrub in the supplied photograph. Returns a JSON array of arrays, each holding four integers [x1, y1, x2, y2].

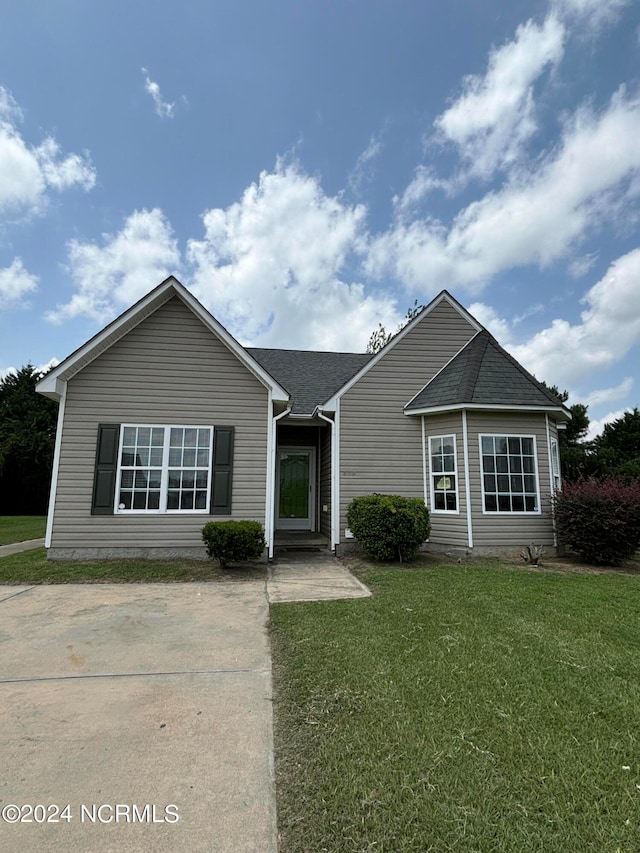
[[553, 479, 640, 565], [201, 520, 266, 568], [346, 494, 430, 562]]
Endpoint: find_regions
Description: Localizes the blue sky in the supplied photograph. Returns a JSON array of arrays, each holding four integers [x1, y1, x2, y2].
[[1, 0, 639, 438]]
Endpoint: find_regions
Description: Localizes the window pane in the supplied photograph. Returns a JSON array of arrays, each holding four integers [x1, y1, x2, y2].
[[523, 456, 535, 473], [483, 455, 495, 473], [443, 455, 455, 472], [197, 448, 209, 466], [512, 495, 524, 511], [496, 455, 509, 473], [522, 438, 534, 455], [508, 437, 521, 454], [498, 494, 511, 512], [484, 474, 496, 492], [196, 471, 208, 488], [509, 455, 522, 473], [133, 492, 147, 510], [168, 471, 180, 489], [167, 490, 179, 510], [123, 427, 136, 445], [137, 448, 150, 466], [121, 449, 135, 465], [138, 427, 151, 446], [120, 491, 132, 509], [180, 492, 194, 510], [152, 428, 164, 446], [432, 456, 443, 472], [496, 437, 508, 454], [121, 470, 134, 488], [169, 448, 182, 466], [148, 491, 160, 510], [150, 448, 163, 467], [198, 429, 210, 448], [524, 475, 536, 492], [525, 495, 537, 511], [497, 475, 509, 492], [134, 470, 148, 488], [442, 440, 454, 455], [184, 428, 197, 448], [170, 428, 183, 446], [148, 472, 161, 489], [182, 471, 195, 489], [434, 493, 445, 510], [431, 437, 443, 454], [481, 436, 494, 454], [183, 449, 196, 467], [485, 494, 497, 511], [445, 493, 457, 511], [511, 475, 523, 493], [195, 490, 207, 509]]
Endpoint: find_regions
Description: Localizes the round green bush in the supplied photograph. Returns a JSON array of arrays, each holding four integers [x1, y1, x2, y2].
[[201, 520, 265, 568], [346, 494, 430, 562]]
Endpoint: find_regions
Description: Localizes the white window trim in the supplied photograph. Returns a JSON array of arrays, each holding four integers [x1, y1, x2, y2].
[[114, 424, 214, 514], [550, 435, 561, 493], [428, 433, 460, 514], [479, 433, 541, 515]]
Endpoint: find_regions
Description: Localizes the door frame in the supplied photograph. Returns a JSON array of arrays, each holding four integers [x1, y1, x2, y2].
[[275, 446, 316, 531]]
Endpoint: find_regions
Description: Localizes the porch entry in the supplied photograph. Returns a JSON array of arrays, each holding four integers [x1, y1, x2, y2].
[[276, 446, 316, 530]]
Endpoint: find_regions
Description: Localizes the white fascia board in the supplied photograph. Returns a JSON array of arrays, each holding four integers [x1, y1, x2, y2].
[[322, 290, 482, 410], [35, 276, 290, 404], [405, 402, 571, 418], [36, 376, 66, 401]]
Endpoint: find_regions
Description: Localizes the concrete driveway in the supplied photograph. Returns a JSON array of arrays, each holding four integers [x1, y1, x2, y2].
[[0, 581, 276, 853]]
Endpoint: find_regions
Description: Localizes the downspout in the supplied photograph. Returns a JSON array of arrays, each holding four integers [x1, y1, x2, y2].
[[421, 415, 428, 507], [545, 413, 557, 547], [462, 409, 474, 550], [317, 407, 337, 552], [45, 381, 67, 549], [266, 400, 292, 560]]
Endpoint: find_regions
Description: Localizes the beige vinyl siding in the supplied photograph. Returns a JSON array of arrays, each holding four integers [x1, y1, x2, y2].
[[339, 300, 477, 540], [466, 411, 556, 549], [51, 296, 269, 551], [422, 412, 469, 548], [319, 426, 332, 538]]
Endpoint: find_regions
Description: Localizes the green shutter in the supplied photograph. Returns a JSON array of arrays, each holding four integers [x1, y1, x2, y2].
[[211, 426, 234, 514], [91, 424, 120, 515]]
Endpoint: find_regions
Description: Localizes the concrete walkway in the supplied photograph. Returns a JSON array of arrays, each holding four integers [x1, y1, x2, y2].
[[0, 537, 45, 557], [0, 551, 369, 852]]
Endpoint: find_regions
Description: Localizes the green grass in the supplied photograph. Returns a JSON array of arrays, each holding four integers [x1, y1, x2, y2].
[[0, 547, 266, 583], [0, 515, 46, 545], [271, 558, 640, 852]]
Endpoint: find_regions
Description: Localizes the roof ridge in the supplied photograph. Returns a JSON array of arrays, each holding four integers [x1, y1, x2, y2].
[[457, 330, 490, 401]]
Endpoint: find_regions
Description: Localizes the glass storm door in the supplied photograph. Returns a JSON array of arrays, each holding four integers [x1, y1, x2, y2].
[[276, 448, 315, 530]]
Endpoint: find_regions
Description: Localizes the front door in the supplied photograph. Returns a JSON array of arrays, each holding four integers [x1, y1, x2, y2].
[[276, 447, 315, 530]]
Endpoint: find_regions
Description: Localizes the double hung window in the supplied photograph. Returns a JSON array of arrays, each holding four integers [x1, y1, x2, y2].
[[117, 425, 212, 513], [429, 435, 458, 512]]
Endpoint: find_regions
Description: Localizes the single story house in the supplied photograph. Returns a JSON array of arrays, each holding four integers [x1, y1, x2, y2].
[[37, 276, 570, 559]]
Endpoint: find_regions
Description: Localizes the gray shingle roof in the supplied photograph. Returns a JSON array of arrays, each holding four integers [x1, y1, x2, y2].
[[247, 348, 372, 414], [405, 330, 568, 412]]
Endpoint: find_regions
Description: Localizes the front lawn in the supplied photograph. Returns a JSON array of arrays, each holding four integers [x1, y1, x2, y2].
[[0, 548, 265, 583], [271, 559, 640, 852], [0, 515, 46, 545]]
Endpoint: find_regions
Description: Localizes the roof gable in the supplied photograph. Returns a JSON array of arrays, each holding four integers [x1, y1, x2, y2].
[[405, 329, 570, 416], [36, 276, 290, 402], [321, 290, 481, 410]]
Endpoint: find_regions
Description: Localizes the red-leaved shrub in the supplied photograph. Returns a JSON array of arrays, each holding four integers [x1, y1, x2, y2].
[[553, 479, 640, 565]]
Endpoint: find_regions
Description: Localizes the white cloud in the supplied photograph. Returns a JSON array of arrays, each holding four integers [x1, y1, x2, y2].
[[47, 208, 180, 323], [0, 84, 96, 218], [367, 87, 640, 295], [468, 301, 514, 344], [433, 15, 565, 182], [188, 163, 400, 350], [552, 0, 631, 31], [141, 68, 175, 119], [583, 377, 634, 409], [0, 258, 38, 309], [0, 357, 59, 381], [568, 251, 598, 278], [348, 135, 383, 195], [506, 248, 640, 387]]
